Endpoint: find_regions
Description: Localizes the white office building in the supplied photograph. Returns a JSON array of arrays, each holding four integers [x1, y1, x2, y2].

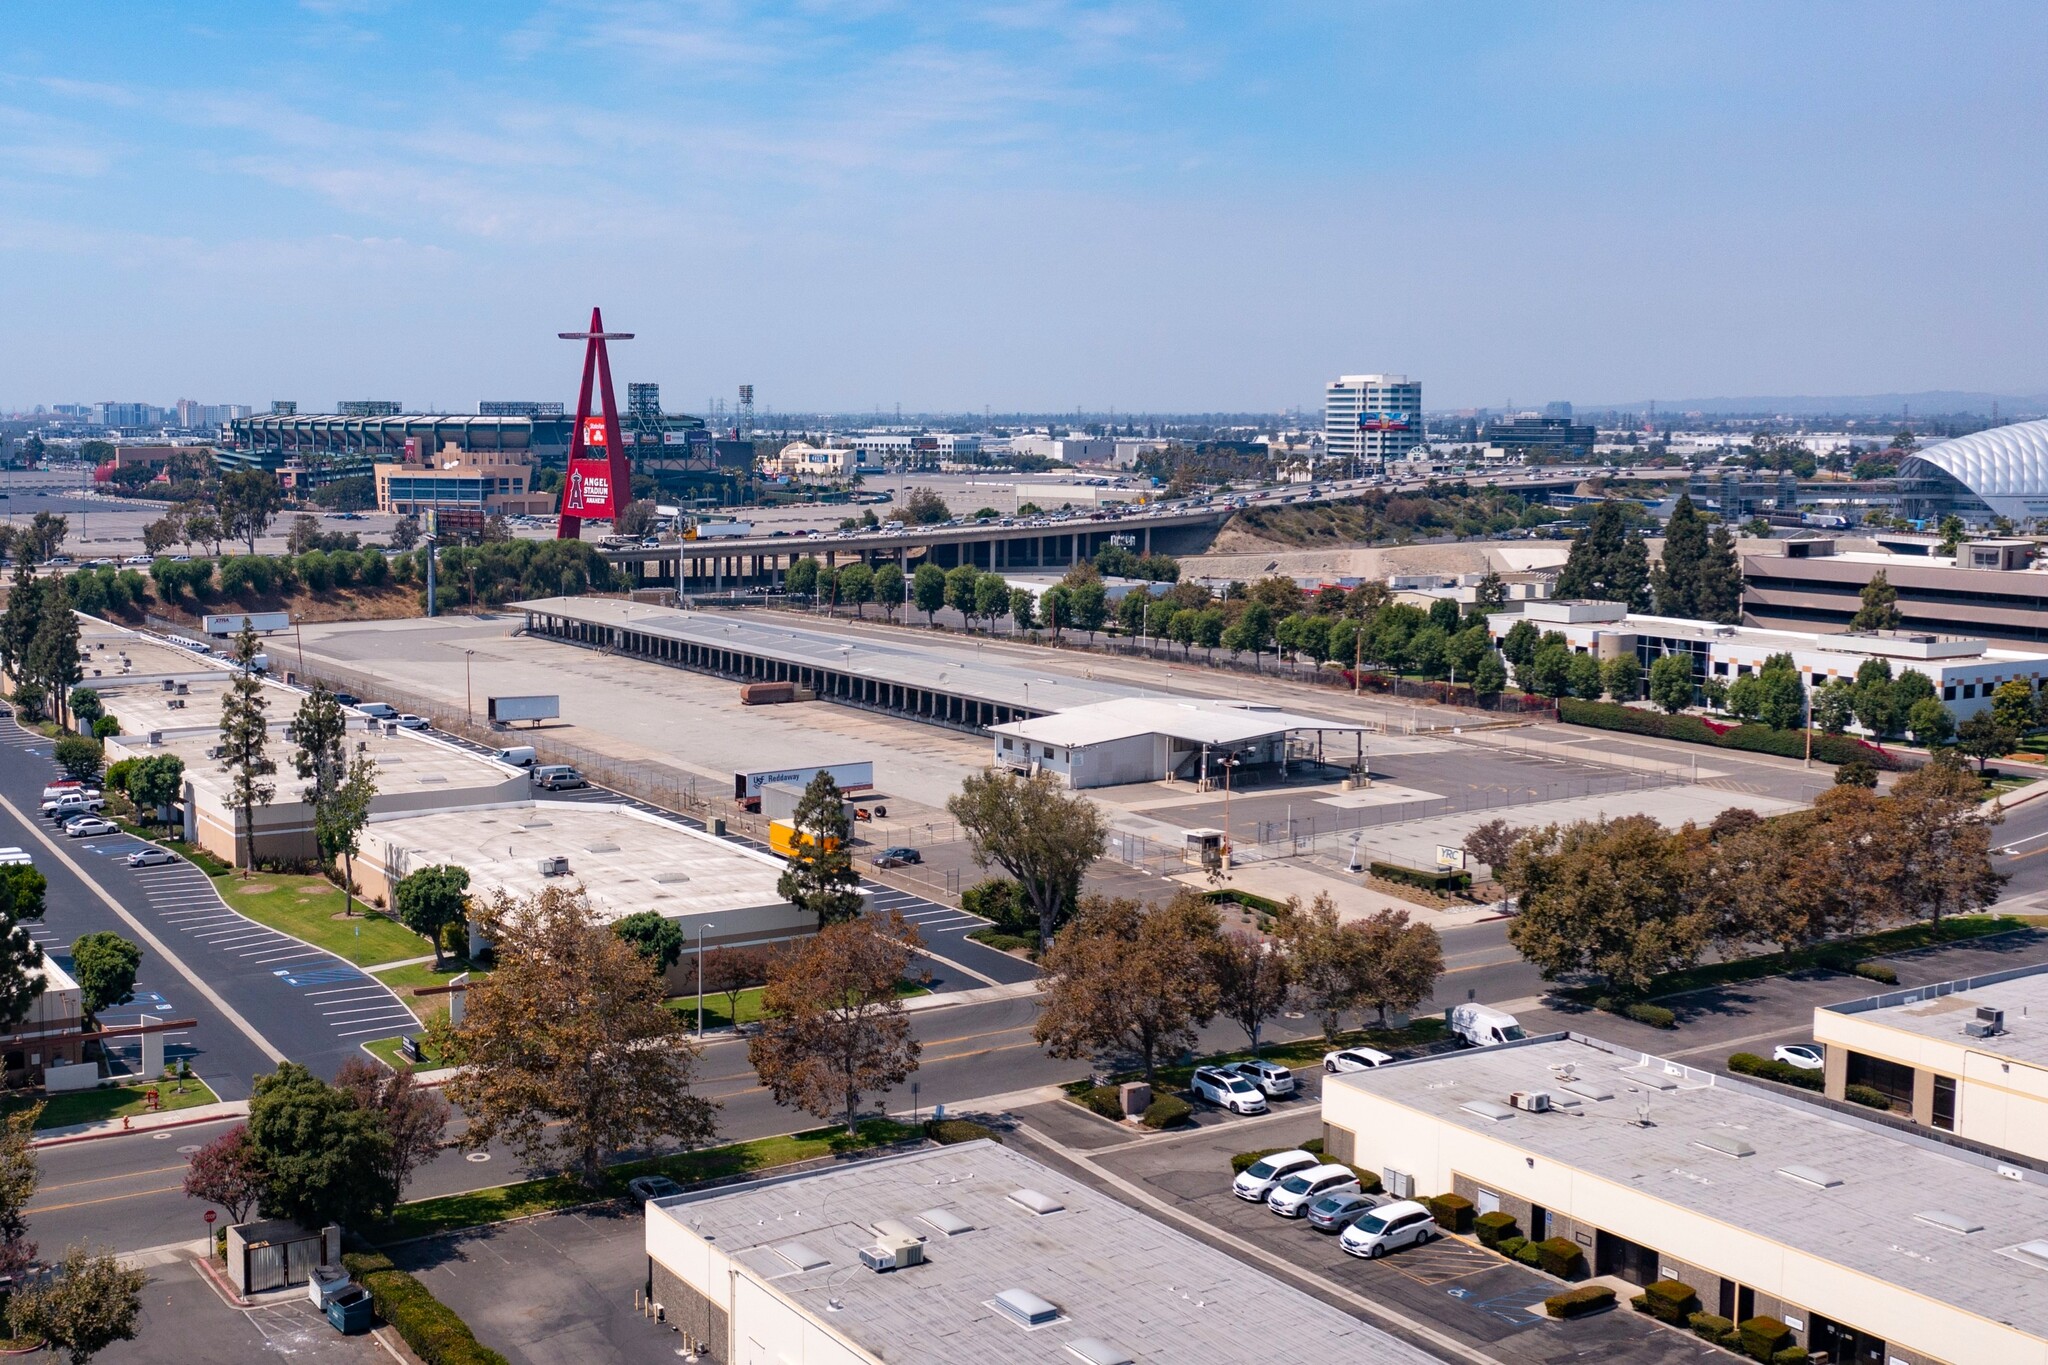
[[1324, 373, 1423, 470]]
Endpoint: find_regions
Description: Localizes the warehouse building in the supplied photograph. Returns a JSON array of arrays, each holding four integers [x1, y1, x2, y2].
[[1323, 1032, 2048, 1365], [644, 1141, 1442, 1365], [986, 697, 1368, 789], [1814, 962, 2048, 1164]]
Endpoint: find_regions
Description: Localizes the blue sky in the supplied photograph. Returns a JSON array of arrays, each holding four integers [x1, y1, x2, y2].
[[5, 2, 2047, 414]]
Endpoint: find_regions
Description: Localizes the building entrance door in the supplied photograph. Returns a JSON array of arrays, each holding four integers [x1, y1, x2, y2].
[[1593, 1229, 1660, 1286], [1812, 1315, 1885, 1365]]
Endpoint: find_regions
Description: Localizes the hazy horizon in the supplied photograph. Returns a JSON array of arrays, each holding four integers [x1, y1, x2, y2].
[[6, 3, 2046, 413]]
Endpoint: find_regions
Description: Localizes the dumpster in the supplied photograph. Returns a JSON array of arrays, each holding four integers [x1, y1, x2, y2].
[[325, 1285, 374, 1335]]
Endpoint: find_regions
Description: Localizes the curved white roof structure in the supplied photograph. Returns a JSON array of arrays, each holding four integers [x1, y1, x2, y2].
[[1899, 420, 2048, 523]]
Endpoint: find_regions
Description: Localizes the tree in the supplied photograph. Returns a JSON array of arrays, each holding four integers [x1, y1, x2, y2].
[[284, 513, 324, 556], [316, 754, 377, 916], [1204, 930, 1290, 1054], [1009, 587, 1036, 632], [1651, 493, 1708, 618], [749, 916, 923, 1133], [948, 770, 1108, 948], [395, 864, 470, 968], [334, 1058, 450, 1203], [0, 1106, 40, 1283], [703, 945, 772, 1024], [20, 512, 68, 565], [1909, 696, 1955, 747], [871, 562, 904, 620], [911, 562, 948, 625], [6, 1243, 147, 1365], [1035, 893, 1218, 1081], [388, 514, 421, 552], [1473, 650, 1508, 695], [1351, 908, 1444, 1026], [51, 735, 101, 784], [612, 910, 686, 975], [1501, 816, 1712, 997], [1991, 679, 2037, 735], [1696, 522, 1743, 622], [1936, 513, 1968, 555], [1554, 502, 1651, 610], [129, 754, 184, 824], [217, 623, 275, 874], [1851, 570, 1902, 631], [0, 868, 47, 1032], [70, 933, 140, 1027], [441, 885, 717, 1186], [1275, 894, 1367, 1039], [1600, 654, 1641, 701], [973, 572, 1010, 630], [777, 770, 865, 925], [247, 1062, 395, 1229], [141, 516, 180, 557], [902, 487, 950, 525], [1526, 640, 1573, 698], [66, 687, 103, 727], [0, 566, 49, 688], [785, 556, 820, 601], [1500, 618, 1540, 668], [835, 562, 874, 618], [217, 469, 283, 553], [1565, 650, 1603, 701], [27, 591, 82, 727], [1835, 759, 1879, 788], [614, 498, 658, 539], [1040, 584, 1072, 641], [1956, 710, 2019, 772], [1889, 760, 2004, 927], [1462, 818, 1524, 883], [1812, 678, 1857, 734], [181, 1124, 264, 1223], [1755, 653, 1806, 730], [1648, 654, 1694, 713], [288, 685, 347, 808], [944, 565, 980, 627]]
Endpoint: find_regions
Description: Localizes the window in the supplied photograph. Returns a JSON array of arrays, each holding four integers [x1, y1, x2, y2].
[[1932, 1075, 1957, 1132], [1002, 738, 1014, 751], [1963, 684, 1978, 700], [1043, 746, 1054, 759], [1943, 685, 1957, 701], [1846, 1051, 1915, 1112]]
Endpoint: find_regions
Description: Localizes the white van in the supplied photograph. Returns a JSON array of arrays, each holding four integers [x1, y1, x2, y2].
[[494, 745, 537, 768], [355, 702, 399, 720], [1447, 1003, 1526, 1048], [532, 765, 587, 791]]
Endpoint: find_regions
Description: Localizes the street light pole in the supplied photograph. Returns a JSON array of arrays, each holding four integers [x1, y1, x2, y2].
[[465, 650, 475, 729], [696, 921, 715, 1036]]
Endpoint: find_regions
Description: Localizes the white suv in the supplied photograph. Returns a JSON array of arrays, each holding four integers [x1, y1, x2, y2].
[[1190, 1067, 1268, 1115], [1324, 1047, 1394, 1074], [1231, 1150, 1320, 1202], [1338, 1199, 1439, 1258], [1225, 1059, 1297, 1098], [1267, 1163, 1361, 1218]]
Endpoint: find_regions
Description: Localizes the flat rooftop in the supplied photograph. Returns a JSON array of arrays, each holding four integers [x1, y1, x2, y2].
[[989, 696, 1366, 748], [651, 1141, 1439, 1365], [1823, 962, 2048, 1069], [75, 618, 231, 685], [153, 723, 517, 805], [363, 801, 788, 925], [1333, 1034, 2048, 1339]]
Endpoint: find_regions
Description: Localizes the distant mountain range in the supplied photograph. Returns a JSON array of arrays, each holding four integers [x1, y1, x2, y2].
[[1576, 391, 2048, 418]]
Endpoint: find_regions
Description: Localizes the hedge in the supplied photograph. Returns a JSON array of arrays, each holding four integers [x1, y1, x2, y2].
[[1557, 698, 1904, 769], [1513, 1240, 1544, 1266], [1623, 1002, 1676, 1029], [1643, 1278, 1699, 1324], [1204, 888, 1290, 916], [966, 927, 1036, 953], [1076, 1085, 1125, 1119], [925, 1119, 1000, 1145], [1739, 1315, 1794, 1361], [1142, 1095, 1193, 1129], [1728, 1052, 1824, 1092], [1852, 961, 1899, 984], [1773, 1350, 1811, 1365], [342, 1252, 509, 1365], [1534, 1235, 1585, 1279], [1689, 1311, 1735, 1340], [1370, 861, 1472, 894], [1543, 1285, 1615, 1319], [1426, 1193, 1473, 1233], [1497, 1235, 1528, 1260], [1474, 1210, 1520, 1249], [1845, 1083, 1892, 1110]]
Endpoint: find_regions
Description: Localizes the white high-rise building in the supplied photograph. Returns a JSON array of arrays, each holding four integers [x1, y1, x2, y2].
[[1323, 373, 1422, 470]]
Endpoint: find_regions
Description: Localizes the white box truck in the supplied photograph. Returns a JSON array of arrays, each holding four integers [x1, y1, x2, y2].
[[1446, 1003, 1527, 1048], [203, 611, 291, 636], [487, 695, 561, 727]]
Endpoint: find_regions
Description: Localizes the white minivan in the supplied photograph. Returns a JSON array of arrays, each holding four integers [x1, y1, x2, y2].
[[493, 745, 537, 768], [1267, 1164, 1361, 1219], [1338, 1199, 1439, 1258]]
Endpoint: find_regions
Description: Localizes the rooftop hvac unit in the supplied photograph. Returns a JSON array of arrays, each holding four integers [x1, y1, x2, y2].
[[174, 682, 188, 695], [857, 1236, 924, 1273], [1978, 1006, 2006, 1033], [1966, 1021, 2001, 1039], [537, 856, 569, 877], [147, 731, 163, 747], [161, 679, 175, 691], [1510, 1090, 1552, 1113]]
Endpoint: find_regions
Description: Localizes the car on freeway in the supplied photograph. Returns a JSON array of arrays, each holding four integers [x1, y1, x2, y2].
[[1190, 1066, 1268, 1115], [1267, 1163, 1361, 1219], [63, 816, 118, 839], [870, 847, 922, 868], [126, 847, 177, 868], [1223, 1059, 1297, 1099], [627, 1175, 684, 1204], [1338, 1199, 1439, 1258], [1231, 1149, 1320, 1202], [1773, 1043, 1824, 1071], [123, 555, 152, 565], [394, 714, 430, 730], [1324, 1047, 1395, 1074], [1305, 1190, 1379, 1234]]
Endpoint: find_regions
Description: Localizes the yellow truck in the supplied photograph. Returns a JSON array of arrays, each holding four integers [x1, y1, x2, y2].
[[768, 821, 841, 859]]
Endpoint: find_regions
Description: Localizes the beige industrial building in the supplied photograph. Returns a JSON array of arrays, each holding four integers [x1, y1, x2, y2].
[[644, 1141, 1443, 1365], [1322, 1032, 2048, 1365], [1814, 962, 2048, 1161], [985, 697, 1368, 789]]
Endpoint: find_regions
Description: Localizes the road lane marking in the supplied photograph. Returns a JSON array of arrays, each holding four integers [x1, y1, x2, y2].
[[36, 1163, 191, 1193], [30, 1184, 186, 1215]]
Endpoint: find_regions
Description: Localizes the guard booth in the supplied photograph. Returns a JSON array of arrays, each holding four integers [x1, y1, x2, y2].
[[226, 1220, 340, 1295]]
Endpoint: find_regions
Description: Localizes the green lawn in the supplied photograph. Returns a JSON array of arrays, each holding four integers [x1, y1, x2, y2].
[[4, 1077, 219, 1130], [210, 872, 430, 967], [373, 1119, 918, 1243], [662, 980, 929, 1031], [370, 960, 483, 992]]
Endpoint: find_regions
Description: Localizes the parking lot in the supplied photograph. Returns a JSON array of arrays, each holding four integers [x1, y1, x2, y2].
[[94, 1261, 391, 1365]]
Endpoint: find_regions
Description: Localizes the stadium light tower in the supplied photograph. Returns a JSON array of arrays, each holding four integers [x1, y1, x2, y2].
[[554, 307, 635, 541]]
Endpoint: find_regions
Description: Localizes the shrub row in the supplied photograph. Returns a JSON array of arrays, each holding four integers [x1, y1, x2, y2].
[[1641, 1278, 1699, 1324], [966, 927, 1035, 953], [1558, 698, 1904, 769], [1425, 1193, 1473, 1233], [342, 1252, 509, 1365], [1727, 1052, 1824, 1092], [1623, 1002, 1676, 1029], [1369, 861, 1473, 894], [924, 1119, 1000, 1145], [1543, 1285, 1614, 1319], [1075, 1086, 1124, 1120], [1203, 887, 1291, 916], [1852, 961, 1899, 984], [1141, 1095, 1192, 1129], [1845, 1083, 1892, 1110]]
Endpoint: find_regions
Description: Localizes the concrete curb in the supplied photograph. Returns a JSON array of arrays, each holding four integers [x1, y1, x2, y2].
[[33, 1099, 248, 1147]]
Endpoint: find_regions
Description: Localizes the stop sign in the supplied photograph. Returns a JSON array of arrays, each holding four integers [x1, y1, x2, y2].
[[204, 1210, 217, 1225]]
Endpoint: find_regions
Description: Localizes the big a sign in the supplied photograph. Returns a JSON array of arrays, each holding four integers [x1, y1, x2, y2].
[[562, 459, 617, 518]]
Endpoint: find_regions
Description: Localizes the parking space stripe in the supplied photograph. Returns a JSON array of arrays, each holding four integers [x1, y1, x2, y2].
[[333, 1022, 417, 1038], [323, 1003, 412, 1019], [306, 987, 389, 1002]]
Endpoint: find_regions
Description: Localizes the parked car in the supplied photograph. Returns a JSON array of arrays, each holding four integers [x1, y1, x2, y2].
[[394, 714, 430, 731], [1305, 1190, 1379, 1234], [1773, 1043, 1824, 1071], [1267, 1163, 1361, 1218], [1324, 1047, 1395, 1074], [1190, 1066, 1268, 1115], [354, 702, 399, 720], [63, 816, 117, 838], [533, 765, 587, 791], [331, 692, 361, 708], [42, 793, 105, 819], [870, 847, 921, 868], [1231, 1149, 1320, 1203], [40, 782, 95, 803], [627, 1175, 683, 1204], [126, 847, 177, 868], [1224, 1059, 1297, 1099], [1338, 1199, 1438, 1258]]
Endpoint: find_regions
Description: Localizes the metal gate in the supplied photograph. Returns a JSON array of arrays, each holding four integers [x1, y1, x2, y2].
[[245, 1242, 286, 1293]]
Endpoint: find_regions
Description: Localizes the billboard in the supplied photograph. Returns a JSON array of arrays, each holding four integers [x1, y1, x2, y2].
[[1360, 412, 1412, 432], [581, 415, 611, 449], [562, 459, 617, 518]]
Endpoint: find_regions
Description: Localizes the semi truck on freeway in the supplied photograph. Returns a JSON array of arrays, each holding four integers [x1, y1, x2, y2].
[[735, 761, 874, 812]]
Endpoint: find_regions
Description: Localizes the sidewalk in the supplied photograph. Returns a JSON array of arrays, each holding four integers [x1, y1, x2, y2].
[[34, 1097, 247, 1147]]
